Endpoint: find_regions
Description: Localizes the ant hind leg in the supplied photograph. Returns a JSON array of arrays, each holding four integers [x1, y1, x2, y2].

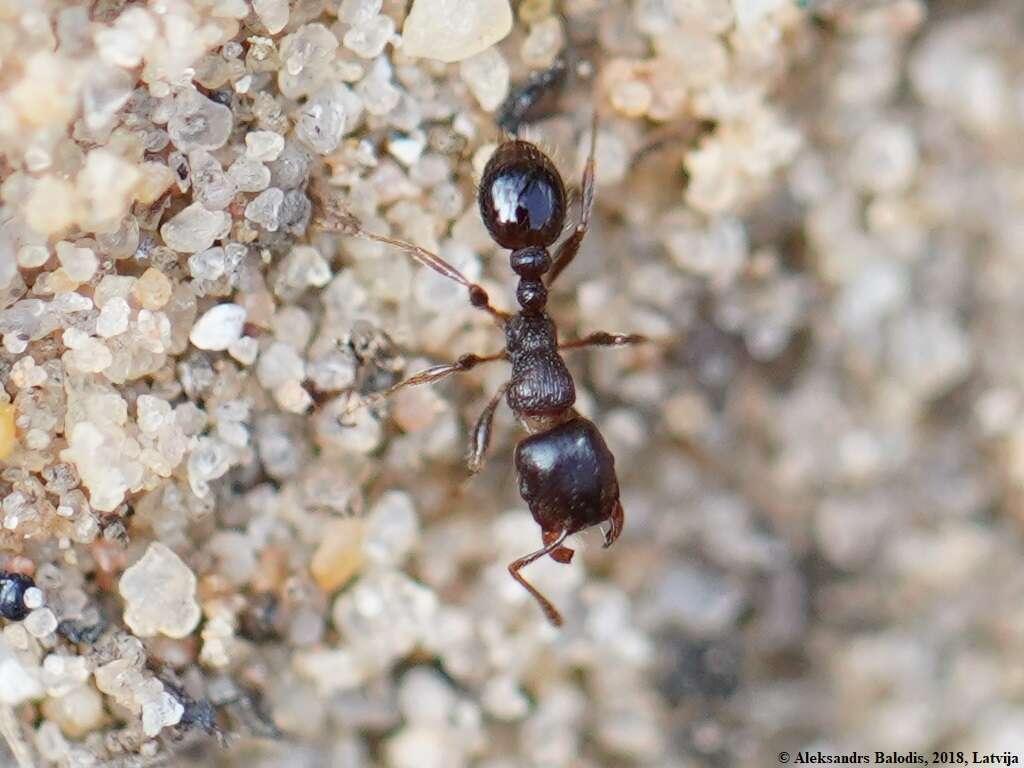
[[543, 528, 575, 564], [508, 529, 570, 626]]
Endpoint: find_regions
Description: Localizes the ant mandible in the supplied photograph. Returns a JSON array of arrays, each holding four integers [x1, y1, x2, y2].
[[327, 115, 646, 626]]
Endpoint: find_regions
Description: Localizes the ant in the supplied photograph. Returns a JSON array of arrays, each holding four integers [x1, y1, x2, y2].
[[320, 115, 646, 626]]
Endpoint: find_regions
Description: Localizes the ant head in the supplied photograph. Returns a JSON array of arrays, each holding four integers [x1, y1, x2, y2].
[[478, 140, 567, 250]]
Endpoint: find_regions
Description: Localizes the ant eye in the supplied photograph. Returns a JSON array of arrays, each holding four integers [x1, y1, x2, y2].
[[479, 142, 566, 250]]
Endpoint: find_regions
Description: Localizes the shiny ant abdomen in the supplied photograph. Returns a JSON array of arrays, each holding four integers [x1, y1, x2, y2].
[[321, 116, 645, 626]]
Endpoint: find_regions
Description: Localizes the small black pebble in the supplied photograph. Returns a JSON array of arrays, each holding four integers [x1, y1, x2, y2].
[[207, 89, 232, 106], [237, 592, 280, 642], [57, 618, 107, 645], [0, 572, 35, 621], [180, 698, 218, 734]]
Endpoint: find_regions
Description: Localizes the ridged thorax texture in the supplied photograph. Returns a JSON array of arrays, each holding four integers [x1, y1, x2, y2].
[[504, 313, 575, 416]]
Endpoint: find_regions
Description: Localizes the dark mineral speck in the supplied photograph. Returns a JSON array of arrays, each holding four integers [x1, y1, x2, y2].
[[0, 572, 35, 621]]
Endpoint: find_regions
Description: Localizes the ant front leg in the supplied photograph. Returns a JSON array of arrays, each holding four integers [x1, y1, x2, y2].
[[468, 382, 509, 474], [317, 202, 509, 326], [547, 111, 598, 286], [346, 351, 506, 415], [559, 332, 649, 351], [508, 528, 570, 626]]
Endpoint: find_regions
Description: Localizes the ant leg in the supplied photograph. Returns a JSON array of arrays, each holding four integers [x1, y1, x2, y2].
[[346, 351, 506, 415], [603, 501, 624, 549], [468, 382, 509, 474], [508, 528, 570, 626], [543, 528, 575, 564], [317, 206, 509, 325], [559, 332, 648, 351], [546, 111, 598, 286]]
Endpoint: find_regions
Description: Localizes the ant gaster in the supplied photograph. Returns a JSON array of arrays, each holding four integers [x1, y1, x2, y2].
[[323, 117, 645, 626]]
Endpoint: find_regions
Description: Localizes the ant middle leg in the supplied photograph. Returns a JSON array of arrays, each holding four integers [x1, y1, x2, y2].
[[559, 332, 649, 351], [546, 111, 598, 286], [508, 528, 571, 626], [468, 382, 509, 474], [346, 351, 506, 414], [317, 204, 509, 325]]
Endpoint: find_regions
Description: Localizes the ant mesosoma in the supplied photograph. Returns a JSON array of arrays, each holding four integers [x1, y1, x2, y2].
[[322, 116, 646, 626]]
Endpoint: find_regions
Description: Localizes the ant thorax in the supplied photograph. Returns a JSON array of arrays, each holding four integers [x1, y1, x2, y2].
[[504, 312, 576, 418]]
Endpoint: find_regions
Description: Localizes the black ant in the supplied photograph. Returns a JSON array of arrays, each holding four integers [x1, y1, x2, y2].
[[320, 116, 646, 626]]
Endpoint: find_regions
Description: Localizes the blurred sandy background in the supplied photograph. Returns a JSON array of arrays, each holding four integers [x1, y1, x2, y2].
[[3, 0, 1024, 766]]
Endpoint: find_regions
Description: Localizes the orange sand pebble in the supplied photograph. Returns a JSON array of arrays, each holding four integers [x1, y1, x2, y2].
[[0, 403, 16, 461], [310, 518, 365, 593]]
